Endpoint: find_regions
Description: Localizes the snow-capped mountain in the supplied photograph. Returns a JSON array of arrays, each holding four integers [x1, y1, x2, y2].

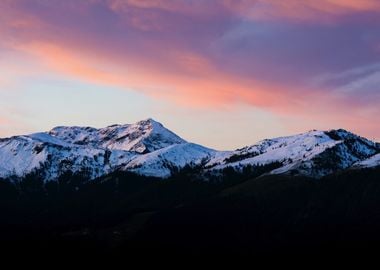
[[0, 119, 379, 181], [207, 129, 379, 178], [124, 143, 217, 178], [48, 118, 186, 153], [0, 119, 191, 180], [0, 132, 123, 180]]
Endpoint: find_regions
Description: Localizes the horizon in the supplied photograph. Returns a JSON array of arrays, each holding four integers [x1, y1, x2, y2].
[[1, 117, 379, 151], [1, 1, 380, 149]]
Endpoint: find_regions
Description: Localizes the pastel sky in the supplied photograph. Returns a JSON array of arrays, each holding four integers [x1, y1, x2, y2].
[[1, 0, 380, 149]]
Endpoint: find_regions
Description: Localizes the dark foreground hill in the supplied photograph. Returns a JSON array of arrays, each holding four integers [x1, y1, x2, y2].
[[1, 167, 380, 259]]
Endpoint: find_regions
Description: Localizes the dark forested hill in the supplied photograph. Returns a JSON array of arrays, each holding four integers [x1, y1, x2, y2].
[[1, 167, 380, 258]]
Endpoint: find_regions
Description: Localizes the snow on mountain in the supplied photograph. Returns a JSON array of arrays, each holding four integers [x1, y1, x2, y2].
[[49, 118, 186, 153], [207, 129, 379, 178], [0, 119, 186, 180], [124, 143, 217, 178], [353, 153, 380, 169], [0, 119, 378, 181], [0, 133, 135, 180], [207, 130, 337, 168]]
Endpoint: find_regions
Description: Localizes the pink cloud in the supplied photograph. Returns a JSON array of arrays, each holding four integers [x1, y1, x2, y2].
[[12, 40, 277, 109], [13, 39, 371, 130], [0, 0, 379, 140]]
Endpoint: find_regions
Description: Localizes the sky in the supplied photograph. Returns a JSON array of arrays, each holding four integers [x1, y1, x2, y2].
[[1, 0, 380, 150]]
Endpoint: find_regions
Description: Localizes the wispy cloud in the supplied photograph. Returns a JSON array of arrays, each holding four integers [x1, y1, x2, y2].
[[224, 0, 380, 22], [0, 0, 379, 140]]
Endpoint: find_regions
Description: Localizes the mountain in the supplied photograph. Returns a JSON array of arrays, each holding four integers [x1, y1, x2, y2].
[[208, 129, 380, 178], [123, 143, 216, 178], [1, 120, 380, 258], [354, 153, 380, 168], [0, 119, 379, 181], [48, 118, 186, 153], [0, 119, 189, 180]]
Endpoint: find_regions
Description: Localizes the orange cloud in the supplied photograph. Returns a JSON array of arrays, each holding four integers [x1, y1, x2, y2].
[[8, 30, 360, 118], [12, 40, 303, 111], [15, 42, 129, 86], [1, 0, 379, 141]]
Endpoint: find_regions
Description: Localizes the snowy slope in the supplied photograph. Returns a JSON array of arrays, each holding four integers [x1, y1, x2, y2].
[[207, 130, 337, 168], [0, 119, 379, 181], [49, 118, 186, 153], [353, 153, 380, 169], [0, 119, 187, 180], [206, 129, 379, 178], [0, 133, 135, 180], [124, 143, 217, 178]]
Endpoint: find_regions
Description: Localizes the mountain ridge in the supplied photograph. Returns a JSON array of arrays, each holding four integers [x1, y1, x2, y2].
[[0, 118, 379, 181]]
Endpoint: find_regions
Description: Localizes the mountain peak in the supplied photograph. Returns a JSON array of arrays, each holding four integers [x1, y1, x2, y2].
[[137, 117, 159, 124], [324, 128, 373, 142], [0, 120, 379, 181], [46, 119, 186, 154], [133, 118, 162, 129], [106, 118, 186, 153], [133, 118, 165, 130]]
